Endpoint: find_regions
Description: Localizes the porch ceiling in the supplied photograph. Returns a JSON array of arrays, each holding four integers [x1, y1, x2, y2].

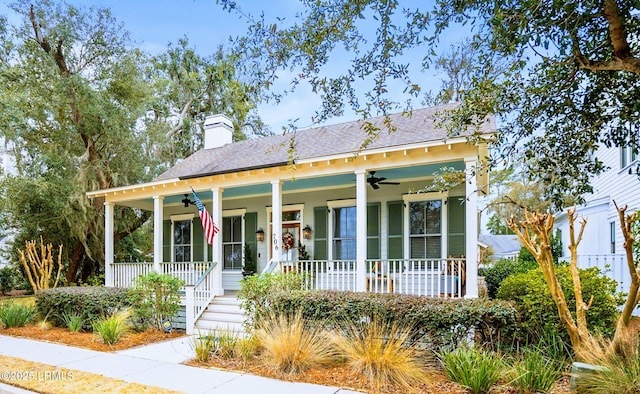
[[115, 160, 464, 209]]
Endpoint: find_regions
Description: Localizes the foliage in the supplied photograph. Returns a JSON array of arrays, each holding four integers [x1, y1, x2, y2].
[[254, 311, 335, 376], [236, 335, 260, 366], [0, 266, 16, 295], [220, 0, 640, 206], [191, 331, 217, 363], [331, 316, 431, 393], [242, 243, 256, 273], [129, 272, 184, 331], [238, 272, 306, 330], [497, 267, 622, 343], [35, 286, 133, 330], [62, 312, 85, 333], [258, 290, 517, 351], [440, 346, 505, 394], [93, 308, 132, 345], [510, 350, 563, 394], [0, 302, 35, 328], [573, 335, 640, 394], [0, 1, 265, 284], [480, 258, 537, 299], [18, 238, 64, 293]]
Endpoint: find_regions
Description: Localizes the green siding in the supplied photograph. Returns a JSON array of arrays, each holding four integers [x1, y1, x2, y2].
[[387, 201, 404, 259], [448, 197, 466, 257], [193, 219, 204, 261], [314, 206, 328, 260], [367, 203, 380, 259], [244, 212, 258, 265], [162, 220, 171, 262]]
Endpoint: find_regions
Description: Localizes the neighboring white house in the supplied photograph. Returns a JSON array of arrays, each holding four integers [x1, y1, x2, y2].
[[478, 234, 521, 262], [554, 143, 639, 297]]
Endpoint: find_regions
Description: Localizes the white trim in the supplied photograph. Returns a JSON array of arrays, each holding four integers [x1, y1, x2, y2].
[[170, 213, 195, 222], [170, 217, 194, 263], [223, 208, 247, 217], [402, 193, 448, 260], [327, 199, 356, 209]]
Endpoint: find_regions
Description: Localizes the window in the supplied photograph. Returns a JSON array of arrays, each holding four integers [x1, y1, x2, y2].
[[610, 221, 616, 254], [409, 200, 442, 259], [223, 216, 243, 270], [173, 220, 191, 262], [333, 206, 356, 260], [621, 146, 638, 170]]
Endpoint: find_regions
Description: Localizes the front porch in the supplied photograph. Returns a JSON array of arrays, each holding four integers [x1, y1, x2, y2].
[[112, 256, 466, 333]]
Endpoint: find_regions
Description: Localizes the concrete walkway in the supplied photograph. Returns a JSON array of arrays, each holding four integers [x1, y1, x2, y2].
[[0, 335, 362, 394]]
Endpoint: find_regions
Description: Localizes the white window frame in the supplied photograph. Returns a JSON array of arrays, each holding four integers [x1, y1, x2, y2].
[[222, 209, 246, 271], [327, 199, 356, 260], [170, 214, 194, 263], [402, 192, 448, 262]]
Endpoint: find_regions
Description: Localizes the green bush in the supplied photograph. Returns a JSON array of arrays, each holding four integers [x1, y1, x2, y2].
[[35, 286, 133, 329], [0, 302, 35, 328], [0, 266, 16, 295], [510, 349, 563, 394], [93, 309, 132, 345], [440, 346, 505, 394], [497, 266, 623, 343], [129, 272, 184, 331], [249, 290, 518, 350], [238, 272, 306, 329], [480, 258, 537, 299]]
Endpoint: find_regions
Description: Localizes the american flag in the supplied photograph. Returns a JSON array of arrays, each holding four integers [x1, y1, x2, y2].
[[191, 188, 220, 245]]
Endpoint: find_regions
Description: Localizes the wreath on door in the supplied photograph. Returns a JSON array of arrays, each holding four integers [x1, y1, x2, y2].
[[282, 232, 295, 251]]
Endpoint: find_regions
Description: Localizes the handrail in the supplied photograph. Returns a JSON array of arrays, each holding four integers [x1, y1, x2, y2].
[[185, 261, 218, 335], [194, 261, 217, 287], [260, 258, 280, 275]]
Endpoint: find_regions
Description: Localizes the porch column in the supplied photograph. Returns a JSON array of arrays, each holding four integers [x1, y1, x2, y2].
[[104, 201, 114, 287], [464, 160, 479, 298], [271, 179, 282, 263], [355, 169, 367, 292], [211, 187, 224, 295], [153, 195, 164, 273]]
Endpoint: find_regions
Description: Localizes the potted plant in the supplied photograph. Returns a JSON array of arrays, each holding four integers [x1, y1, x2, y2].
[[242, 243, 256, 277]]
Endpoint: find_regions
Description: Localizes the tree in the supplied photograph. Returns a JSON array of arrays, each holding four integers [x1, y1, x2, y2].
[[508, 205, 637, 360], [0, 1, 265, 283], [220, 0, 640, 206]]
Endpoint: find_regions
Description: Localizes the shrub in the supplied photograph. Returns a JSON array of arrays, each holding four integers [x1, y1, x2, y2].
[[440, 346, 505, 394], [238, 272, 306, 329], [261, 290, 518, 351], [191, 331, 216, 363], [0, 266, 16, 295], [480, 257, 537, 299], [497, 266, 623, 343], [93, 308, 132, 345], [331, 316, 431, 393], [237, 335, 260, 365], [255, 311, 335, 375], [510, 350, 563, 394], [0, 302, 35, 328], [62, 312, 85, 332], [35, 287, 133, 330], [129, 272, 184, 331]]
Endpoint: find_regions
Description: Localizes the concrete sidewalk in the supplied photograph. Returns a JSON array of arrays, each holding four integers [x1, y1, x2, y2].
[[0, 335, 362, 394]]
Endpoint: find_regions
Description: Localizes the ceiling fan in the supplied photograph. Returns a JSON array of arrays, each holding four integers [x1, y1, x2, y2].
[[181, 194, 195, 208], [367, 171, 400, 189]]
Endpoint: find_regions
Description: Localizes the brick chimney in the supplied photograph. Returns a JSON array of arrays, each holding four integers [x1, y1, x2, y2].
[[204, 114, 233, 149]]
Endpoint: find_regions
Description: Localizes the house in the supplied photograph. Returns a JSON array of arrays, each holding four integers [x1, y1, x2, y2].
[[554, 143, 640, 296], [87, 104, 494, 333], [478, 234, 521, 262]]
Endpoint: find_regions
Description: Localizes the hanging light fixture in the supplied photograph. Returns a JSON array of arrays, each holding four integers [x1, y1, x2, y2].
[[255, 228, 265, 242], [302, 225, 313, 240]]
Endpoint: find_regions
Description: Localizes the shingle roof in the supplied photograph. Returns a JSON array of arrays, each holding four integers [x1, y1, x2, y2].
[[155, 103, 495, 181], [479, 234, 522, 255]]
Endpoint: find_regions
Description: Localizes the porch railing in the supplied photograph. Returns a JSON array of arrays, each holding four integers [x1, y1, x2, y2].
[[112, 262, 153, 288], [112, 261, 213, 288], [184, 262, 218, 335], [274, 258, 466, 298]]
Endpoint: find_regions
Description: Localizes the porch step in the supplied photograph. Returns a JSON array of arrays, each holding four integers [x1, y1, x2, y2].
[[194, 294, 247, 334]]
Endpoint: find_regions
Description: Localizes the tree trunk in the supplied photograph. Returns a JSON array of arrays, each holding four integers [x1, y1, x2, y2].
[[65, 241, 86, 284]]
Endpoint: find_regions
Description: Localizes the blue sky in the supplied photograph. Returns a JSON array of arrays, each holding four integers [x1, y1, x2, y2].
[[0, 0, 469, 131]]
